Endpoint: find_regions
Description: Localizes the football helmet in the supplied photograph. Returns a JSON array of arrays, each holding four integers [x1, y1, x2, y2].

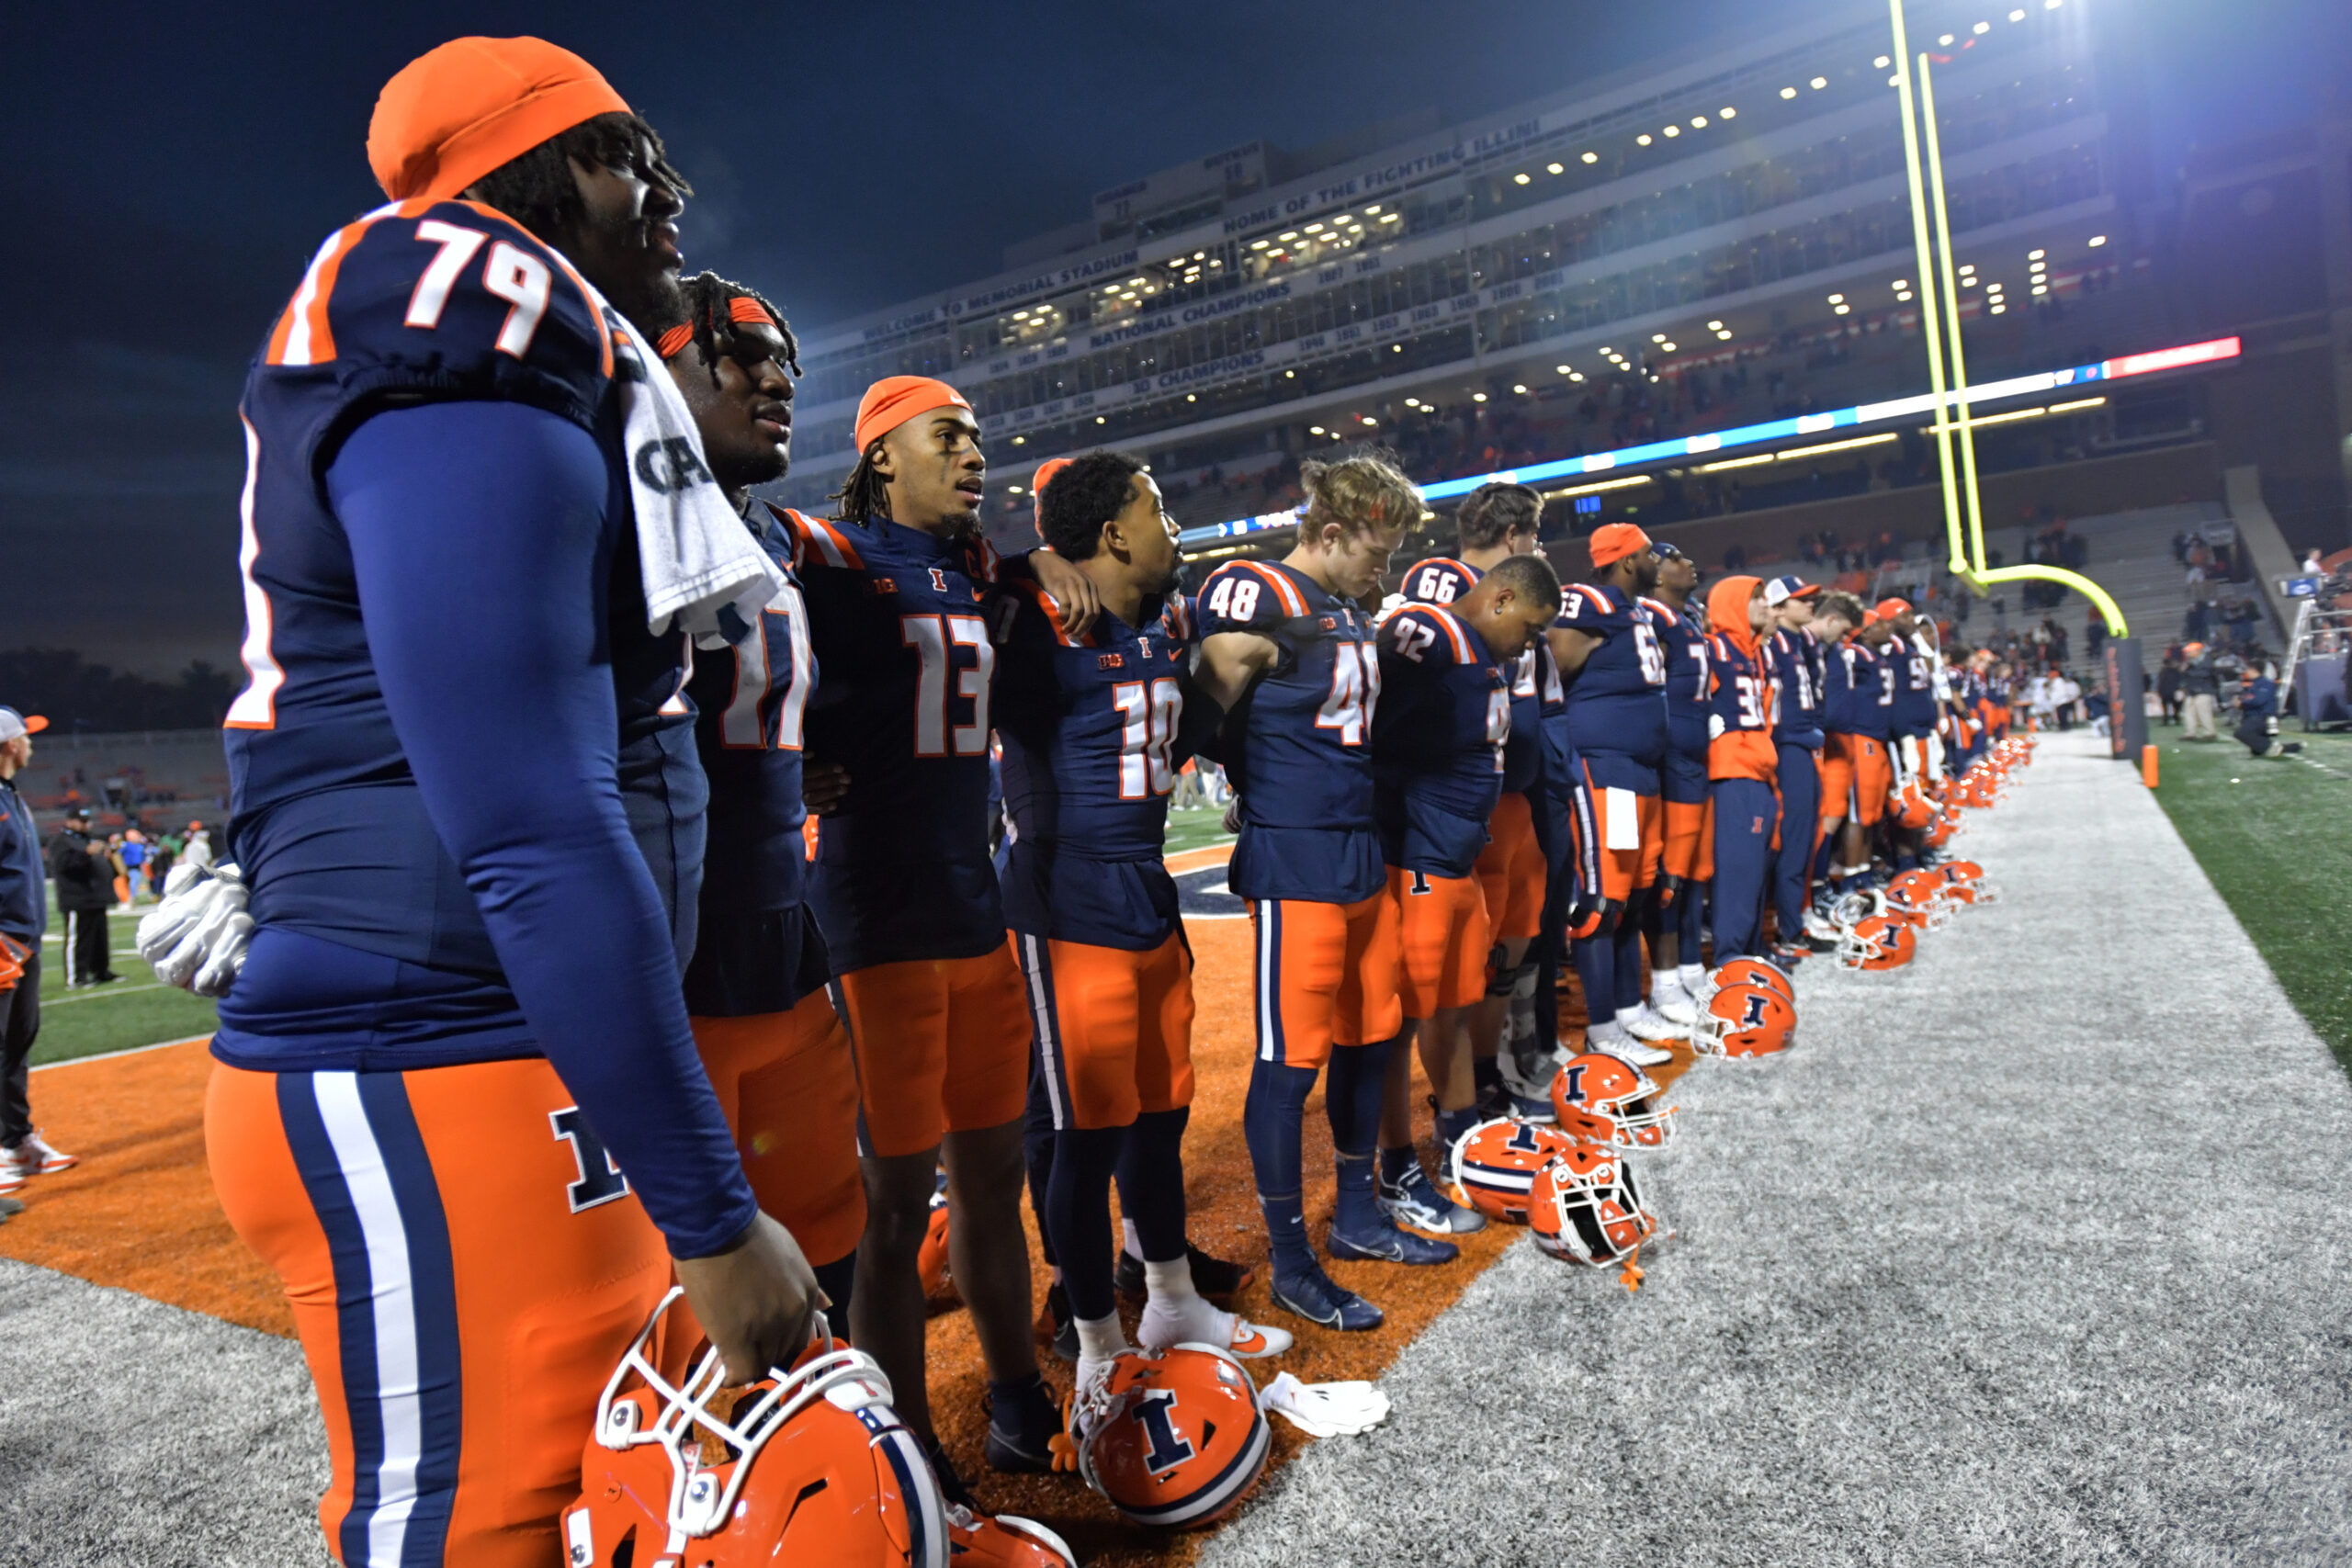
[[1690, 980, 1797, 1058], [918, 1179, 955, 1302], [1838, 913, 1917, 970], [1879, 871, 1945, 931], [1892, 781, 1935, 830], [1548, 1052, 1678, 1151], [945, 1507, 1078, 1565], [1938, 860, 1998, 905], [1070, 1345, 1270, 1529], [1693, 954, 1796, 1012], [1928, 806, 1962, 847], [1527, 1146, 1660, 1275], [1450, 1116, 1580, 1221], [566, 1288, 954, 1567]]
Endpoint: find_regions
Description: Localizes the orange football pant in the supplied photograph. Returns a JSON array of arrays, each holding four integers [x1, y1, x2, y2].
[[832, 941, 1032, 1157], [208, 1056, 673, 1568], [1819, 734, 1892, 827], [1661, 795, 1715, 884], [1249, 892, 1403, 1066], [1385, 865, 1492, 1020], [1583, 781, 1664, 904], [1473, 790, 1545, 941], [1012, 927, 1196, 1131], [690, 987, 865, 1269]]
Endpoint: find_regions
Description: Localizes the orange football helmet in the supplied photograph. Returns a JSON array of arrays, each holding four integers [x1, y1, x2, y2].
[[1696, 954, 1796, 1013], [919, 1179, 955, 1303], [1880, 871, 1946, 931], [568, 1289, 964, 1567], [1938, 860, 1998, 905], [1928, 806, 1962, 847], [1892, 782, 1935, 830], [1838, 913, 1917, 970], [1548, 1052, 1678, 1151], [1450, 1116, 1580, 1221], [1527, 1145, 1660, 1272], [1071, 1345, 1270, 1529], [1690, 980, 1797, 1058]]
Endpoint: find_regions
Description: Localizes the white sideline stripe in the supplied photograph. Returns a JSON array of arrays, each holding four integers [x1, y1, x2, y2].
[[44, 982, 166, 1008], [312, 1071, 425, 1568], [29, 1033, 209, 1072]]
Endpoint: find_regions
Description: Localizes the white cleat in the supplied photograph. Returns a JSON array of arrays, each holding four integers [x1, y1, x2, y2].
[[1137, 1297, 1294, 1359], [1649, 979, 1698, 1027], [1595, 1031, 1674, 1068], [1623, 1003, 1690, 1043]]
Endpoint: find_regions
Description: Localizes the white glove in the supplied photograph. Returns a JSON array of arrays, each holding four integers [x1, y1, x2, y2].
[[1259, 1372, 1391, 1437], [138, 863, 252, 998]]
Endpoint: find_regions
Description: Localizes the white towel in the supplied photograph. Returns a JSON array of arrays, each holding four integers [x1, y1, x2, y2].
[[592, 285, 783, 648]]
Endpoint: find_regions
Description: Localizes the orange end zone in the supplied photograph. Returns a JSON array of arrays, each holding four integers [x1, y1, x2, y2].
[[0, 904, 1683, 1567]]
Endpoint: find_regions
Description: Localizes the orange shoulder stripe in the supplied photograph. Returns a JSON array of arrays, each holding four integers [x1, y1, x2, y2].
[[266, 199, 425, 367], [1396, 603, 1473, 662], [1237, 561, 1308, 616]]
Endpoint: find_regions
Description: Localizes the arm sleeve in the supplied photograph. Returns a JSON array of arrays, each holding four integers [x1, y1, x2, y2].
[[329, 400, 757, 1259]]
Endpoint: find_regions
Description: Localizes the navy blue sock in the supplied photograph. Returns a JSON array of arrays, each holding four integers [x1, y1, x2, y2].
[[1812, 834, 1838, 886], [1378, 1145, 1417, 1185], [1895, 850, 1918, 871], [1044, 1123, 1125, 1323], [1114, 1107, 1191, 1264], [1612, 922, 1645, 1015], [1472, 1055, 1502, 1098], [1327, 1037, 1392, 1235], [1023, 1065, 1059, 1269], [814, 1251, 857, 1328], [1573, 934, 1615, 1023], [1435, 1104, 1480, 1148], [1679, 876, 1707, 963], [1246, 1057, 1318, 1276], [987, 1371, 1057, 1445]]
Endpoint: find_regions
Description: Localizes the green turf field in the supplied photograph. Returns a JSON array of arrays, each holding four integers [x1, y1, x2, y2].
[[2148, 721, 2352, 1077], [1163, 807, 1238, 856], [26, 888, 219, 1067]]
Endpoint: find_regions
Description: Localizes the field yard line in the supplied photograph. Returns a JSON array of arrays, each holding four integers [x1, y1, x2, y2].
[[41, 981, 166, 1008], [29, 1033, 208, 1071]]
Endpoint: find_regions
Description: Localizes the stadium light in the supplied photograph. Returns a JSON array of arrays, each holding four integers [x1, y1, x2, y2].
[[1720, 107, 1736, 118], [1810, 76, 1828, 88], [1664, 125, 1680, 138], [1513, 173, 1532, 184], [2088, 234, 2107, 246], [1582, 151, 1600, 163], [1637, 133, 1653, 146], [1973, 20, 1991, 32], [1781, 86, 1798, 98]]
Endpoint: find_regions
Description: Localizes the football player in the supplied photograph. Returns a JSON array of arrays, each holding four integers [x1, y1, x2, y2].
[[205, 40, 821, 1567], [1701, 578, 1782, 962], [1393, 484, 1555, 1121], [788, 377, 1099, 1484], [1815, 598, 1895, 899], [994, 451, 1295, 1409], [654, 274, 866, 1330], [1761, 577, 1836, 950], [1638, 542, 1710, 1030], [1549, 524, 1673, 1069], [1877, 597, 1937, 872], [1196, 452, 1427, 1332], [1372, 555, 1562, 1235]]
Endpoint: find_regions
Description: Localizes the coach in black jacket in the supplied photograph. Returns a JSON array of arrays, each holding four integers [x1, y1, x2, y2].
[[48, 807, 116, 987]]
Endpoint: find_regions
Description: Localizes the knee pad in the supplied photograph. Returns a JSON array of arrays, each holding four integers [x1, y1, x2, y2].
[[1653, 874, 1685, 916], [1590, 897, 1625, 939]]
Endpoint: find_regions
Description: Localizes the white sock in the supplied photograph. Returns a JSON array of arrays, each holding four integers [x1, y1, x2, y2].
[[1589, 1018, 1629, 1043], [1142, 1255, 1201, 1308], [1074, 1311, 1129, 1367], [1679, 963, 1706, 990], [1138, 1257, 1231, 1350], [1120, 1219, 1144, 1262], [1616, 1005, 1646, 1028]]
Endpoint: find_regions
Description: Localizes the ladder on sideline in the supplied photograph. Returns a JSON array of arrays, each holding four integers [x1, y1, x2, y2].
[[2282, 596, 2352, 730]]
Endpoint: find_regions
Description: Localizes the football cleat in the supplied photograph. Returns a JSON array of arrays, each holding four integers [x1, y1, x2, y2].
[[1270, 1263, 1384, 1331], [1621, 1003, 1690, 1043], [1695, 954, 1796, 1013], [1114, 1241, 1255, 1308], [1937, 860, 1998, 906], [1136, 1295, 1294, 1360], [1036, 1280, 1079, 1363], [1329, 1215, 1458, 1266], [1647, 976, 1699, 1027], [567, 1290, 952, 1566], [945, 1506, 1078, 1565], [1600, 1031, 1675, 1068], [1068, 1345, 1272, 1529], [1690, 980, 1797, 1059], [982, 1376, 1064, 1474], [1549, 1053, 1678, 1151], [1450, 1116, 1580, 1222], [1527, 1146, 1661, 1275], [1877, 874, 1942, 931], [1378, 1158, 1489, 1235], [6, 1131, 74, 1175], [1838, 913, 1917, 971]]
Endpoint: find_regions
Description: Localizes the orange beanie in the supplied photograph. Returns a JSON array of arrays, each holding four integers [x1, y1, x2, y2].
[[855, 376, 972, 454], [368, 37, 631, 203]]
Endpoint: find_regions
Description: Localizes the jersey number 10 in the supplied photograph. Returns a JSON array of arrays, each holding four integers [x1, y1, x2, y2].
[[1114, 677, 1182, 798]]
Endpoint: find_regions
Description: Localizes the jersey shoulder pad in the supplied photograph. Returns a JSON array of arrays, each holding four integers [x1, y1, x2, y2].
[[1382, 603, 1471, 664], [1638, 595, 1679, 627], [767, 505, 867, 571], [261, 200, 612, 428], [1400, 557, 1478, 605], [1556, 582, 1620, 626], [1197, 560, 1309, 629]]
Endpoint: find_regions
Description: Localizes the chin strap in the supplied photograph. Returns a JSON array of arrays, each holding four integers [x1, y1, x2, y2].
[[1619, 1246, 1646, 1293]]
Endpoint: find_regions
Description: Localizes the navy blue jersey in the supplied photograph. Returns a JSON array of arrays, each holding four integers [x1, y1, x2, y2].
[[1887, 633, 1939, 737], [1403, 558, 1540, 793], [1643, 595, 1713, 762], [1822, 640, 1894, 739], [995, 592, 1192, 949], [683, 500, 829, 1017], [1197, 559, 1382, 904], [1769, 627, 1826, 749], [787, 509, 1017, 973], [1556, 582, 1668, 789], [1373, 604, 1510, 877], [210, 197, 750, 1256]]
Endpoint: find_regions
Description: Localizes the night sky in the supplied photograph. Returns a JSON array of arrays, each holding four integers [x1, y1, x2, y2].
[[3, 0, 2341, 675]]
